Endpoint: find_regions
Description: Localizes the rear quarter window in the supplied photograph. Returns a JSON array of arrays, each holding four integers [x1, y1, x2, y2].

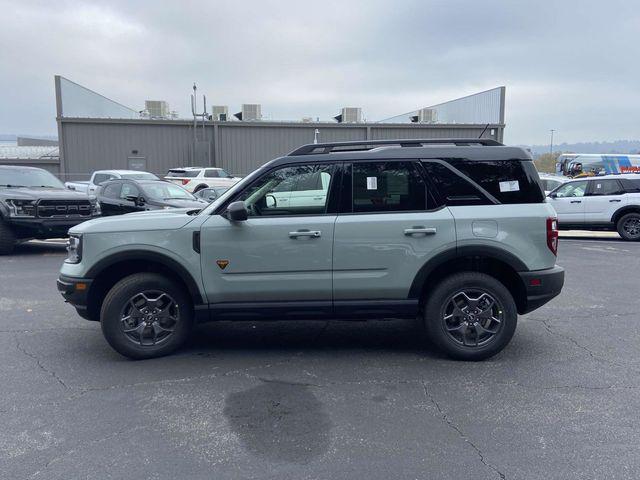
[[167, 170, 200, 178], [445, 159, 545, 204]]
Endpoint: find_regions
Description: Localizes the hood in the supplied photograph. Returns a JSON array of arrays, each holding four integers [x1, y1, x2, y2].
[[0, 186, 94, 201], [70, 209, 198, 234]]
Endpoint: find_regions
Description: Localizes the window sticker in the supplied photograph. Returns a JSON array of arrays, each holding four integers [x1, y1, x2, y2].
[[596, 183, 602, 189], [366, 177, 378, 190], [499, 180, 520, 192]]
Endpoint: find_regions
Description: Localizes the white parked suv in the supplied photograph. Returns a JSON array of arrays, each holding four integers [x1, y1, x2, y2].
[[165, 167, 240, 193], [547, 174, 640, 240]]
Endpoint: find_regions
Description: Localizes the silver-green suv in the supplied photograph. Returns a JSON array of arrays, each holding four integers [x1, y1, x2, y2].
[[58, 139, 564, 361]]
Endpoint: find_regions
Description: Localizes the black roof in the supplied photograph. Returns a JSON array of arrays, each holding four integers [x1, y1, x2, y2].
[[266, 139, 532, 169]]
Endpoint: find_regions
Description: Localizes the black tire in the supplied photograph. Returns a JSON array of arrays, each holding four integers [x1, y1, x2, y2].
[[616, 213, 640, 241], [100, 273, 193, 359], [0, 218, 16, 255], [423, 272, 517, 361]]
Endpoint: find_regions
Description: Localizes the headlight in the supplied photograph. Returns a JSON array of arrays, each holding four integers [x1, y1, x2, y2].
[[5, 199, 36, 217], [66, 234, 83, 264]]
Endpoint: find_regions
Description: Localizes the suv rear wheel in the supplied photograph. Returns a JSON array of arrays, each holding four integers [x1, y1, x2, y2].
[[424, 272, 517, 361], [616, 212, 640, 241], [100, 273, 193, 359], [0, 218, 16, 255]]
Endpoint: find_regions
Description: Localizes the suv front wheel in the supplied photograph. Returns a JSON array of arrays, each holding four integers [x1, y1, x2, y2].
[[100, 273, 193, 359], [424, 272, 517, 361]]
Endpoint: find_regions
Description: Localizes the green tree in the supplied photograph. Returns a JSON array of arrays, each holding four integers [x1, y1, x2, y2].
[[534, 152, 561, 173]]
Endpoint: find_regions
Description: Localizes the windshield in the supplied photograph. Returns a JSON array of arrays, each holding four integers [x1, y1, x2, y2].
[[0, 168, 64, 188], [121, 172, 158, 180], [142, 182, 195, 200]]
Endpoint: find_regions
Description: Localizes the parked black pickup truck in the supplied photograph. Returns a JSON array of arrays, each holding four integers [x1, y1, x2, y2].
[[0, 166, 101, 254]]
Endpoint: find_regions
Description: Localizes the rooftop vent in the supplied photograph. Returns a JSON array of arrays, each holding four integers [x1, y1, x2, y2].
[[334, 107, 362, 123], [144, 100, 170, 119], [410, 108, 438, 124], [234, 104, 262, 121], [211, 105, 229, 121]]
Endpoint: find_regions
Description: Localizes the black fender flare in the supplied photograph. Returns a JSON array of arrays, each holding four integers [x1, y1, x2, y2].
[[85, 250, 204, 304], [611, 206, 640, 224], [408, 245, 528, 299]]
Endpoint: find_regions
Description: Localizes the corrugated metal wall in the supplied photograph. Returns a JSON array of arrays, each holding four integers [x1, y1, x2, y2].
[[59, 118, 504, 180]]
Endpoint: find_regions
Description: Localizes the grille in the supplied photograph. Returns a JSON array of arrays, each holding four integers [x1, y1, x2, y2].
[[37, 200, 92, 218]]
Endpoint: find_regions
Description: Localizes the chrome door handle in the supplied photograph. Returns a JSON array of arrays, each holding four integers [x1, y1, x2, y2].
[[404, 227, 437, 236], [609, 199, 621, 202], [289, 230, 321, 238], [570, 200, 582, 204]]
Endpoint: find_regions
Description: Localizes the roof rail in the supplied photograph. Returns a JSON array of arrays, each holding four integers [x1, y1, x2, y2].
[[288, 138, 503, 156]]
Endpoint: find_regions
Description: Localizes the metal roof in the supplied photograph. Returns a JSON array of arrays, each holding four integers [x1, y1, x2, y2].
[[0, 146, 59, 159]]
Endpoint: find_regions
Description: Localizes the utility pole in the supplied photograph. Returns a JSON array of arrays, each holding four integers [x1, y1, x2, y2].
[[550, 129, 555, 155]]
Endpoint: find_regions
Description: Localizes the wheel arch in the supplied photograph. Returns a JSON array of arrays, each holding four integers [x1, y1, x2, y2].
[[611, 205, 640, 224], [84, 250, 204, 321], [409, 246, 528, 315]]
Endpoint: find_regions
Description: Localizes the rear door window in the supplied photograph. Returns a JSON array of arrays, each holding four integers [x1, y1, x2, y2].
[[351, 162, 426, 213], [167, 170, 199, 178], [588, 179, 624, 196]]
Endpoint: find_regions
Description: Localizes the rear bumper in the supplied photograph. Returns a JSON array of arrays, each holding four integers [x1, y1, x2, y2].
[[57, 275, 93, 319], [518, 266, 565, 314]]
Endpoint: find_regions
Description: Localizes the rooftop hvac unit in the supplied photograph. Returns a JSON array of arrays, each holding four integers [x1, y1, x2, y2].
[[145, 100, 170, 119], [234, 104, 262, 121], [211, 105, 229, 121], [410, 108, 438, 124], [334, 107, 362, 123]]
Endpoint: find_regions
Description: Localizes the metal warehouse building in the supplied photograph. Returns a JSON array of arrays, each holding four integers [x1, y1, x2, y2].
[[53, 76, 506, 181]]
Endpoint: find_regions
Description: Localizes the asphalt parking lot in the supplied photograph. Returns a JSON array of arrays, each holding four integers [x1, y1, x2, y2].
[[1, 238, 639, 480]]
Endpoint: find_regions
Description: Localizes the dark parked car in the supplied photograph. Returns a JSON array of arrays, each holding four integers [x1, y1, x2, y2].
[[96, 179, 207, 216], [193, 186, 229, 203]]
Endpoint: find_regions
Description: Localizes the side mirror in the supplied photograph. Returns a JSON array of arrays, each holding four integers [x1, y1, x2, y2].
[[126, 195, 145, 206], [548, 192, 557, 199], [226, 201, 248, 222]]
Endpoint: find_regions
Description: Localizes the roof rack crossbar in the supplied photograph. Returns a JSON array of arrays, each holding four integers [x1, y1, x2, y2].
[[288, 138, 503, 156]]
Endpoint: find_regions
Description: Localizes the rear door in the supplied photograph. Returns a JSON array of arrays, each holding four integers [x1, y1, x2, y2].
[[332, 161, 455, 309], [583, 179, 627, 223], [548, 180, 588, 224]]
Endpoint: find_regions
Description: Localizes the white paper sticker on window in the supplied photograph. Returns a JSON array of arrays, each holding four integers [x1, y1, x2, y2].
[[366, 177, 378, 190], [499, 180, 520, 192]]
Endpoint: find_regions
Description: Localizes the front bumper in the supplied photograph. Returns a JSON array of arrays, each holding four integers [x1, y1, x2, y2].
[[10, 216, 97, 239], [518, 265, 565, 314], [57, 275, 93, 320]]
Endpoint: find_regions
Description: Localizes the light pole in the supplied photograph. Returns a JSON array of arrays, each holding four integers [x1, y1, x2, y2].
[[550, 129, 555, 155]]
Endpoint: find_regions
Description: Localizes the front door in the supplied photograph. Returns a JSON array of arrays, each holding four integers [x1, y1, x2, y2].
[[119, 182, 145, 214], [200, 163, 337, 306], [332, 161, 456, 307], [548, 180, 588, 224], [98, 182, 123, 216]]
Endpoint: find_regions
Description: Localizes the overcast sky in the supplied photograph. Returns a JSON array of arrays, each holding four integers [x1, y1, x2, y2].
[[1, 0, 639, 145]]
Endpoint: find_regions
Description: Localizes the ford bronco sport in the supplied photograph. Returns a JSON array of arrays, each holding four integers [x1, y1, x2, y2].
[[58, 139, 564, 361]]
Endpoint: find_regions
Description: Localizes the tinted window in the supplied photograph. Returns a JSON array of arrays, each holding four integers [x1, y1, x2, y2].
[[422, 161, 491, 206], [621, 179, 640, 193], [236, 164, 334, 216], [444, 159, 545, 204], [540, 179, 563, 191], [101, 183, 121, 199], [352, 162, 426, 213], [204, 169, 219, 178], [589, 179, 624, 196], [120, 183, 140, 200], [555, 181, 588, 198]]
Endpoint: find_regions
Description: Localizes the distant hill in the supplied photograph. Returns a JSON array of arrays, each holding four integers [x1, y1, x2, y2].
[[524, 140, 640, 157]]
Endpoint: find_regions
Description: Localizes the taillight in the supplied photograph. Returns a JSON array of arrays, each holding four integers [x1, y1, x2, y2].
[[546, 217, 559, 256], [181, 179, 189, 185]]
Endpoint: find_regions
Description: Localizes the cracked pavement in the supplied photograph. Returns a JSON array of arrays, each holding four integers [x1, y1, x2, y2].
[[1, 238, 639, 479]]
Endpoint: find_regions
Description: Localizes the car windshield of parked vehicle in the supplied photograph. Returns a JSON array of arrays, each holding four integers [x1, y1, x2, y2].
[[120, 172, 158, 180], [142, 182, 195, 200], [166, 170, 199, 178], [0, 168, 64, 188]]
